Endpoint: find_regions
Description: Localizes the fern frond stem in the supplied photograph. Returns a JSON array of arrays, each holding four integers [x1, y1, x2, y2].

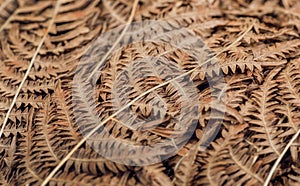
[[41, 21, 254, 186], [0, 0, 62, 138], [0, 0, 16, 32], [87, 0, 140, 81], [263, 129, 300, 186], [229, 147, 264, 183]]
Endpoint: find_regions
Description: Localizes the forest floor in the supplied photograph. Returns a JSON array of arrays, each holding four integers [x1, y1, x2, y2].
[[0, 0, 299, 185]]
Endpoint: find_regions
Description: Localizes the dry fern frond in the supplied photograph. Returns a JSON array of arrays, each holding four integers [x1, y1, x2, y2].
[[1, 0, 300, 185], [277, 59, 300, 107], [246, 68, 285, 164], [173, 141, 200, 186], [65, 146, 129, 175], [196, 124, 267, 186], [137, 163, 173, 186]]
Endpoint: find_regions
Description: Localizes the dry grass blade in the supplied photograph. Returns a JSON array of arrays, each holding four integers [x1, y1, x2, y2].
[[41, 22, 254, 186], [87, 0, 139, 81], [264, 129, 300, 186]]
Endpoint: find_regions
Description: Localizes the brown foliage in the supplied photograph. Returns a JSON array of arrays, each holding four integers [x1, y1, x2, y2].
[[0, 0, 299, 185]]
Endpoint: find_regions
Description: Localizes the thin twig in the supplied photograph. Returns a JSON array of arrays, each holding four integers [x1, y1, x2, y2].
[[87, 0, 140, 81], [263, 129, 300, 186]]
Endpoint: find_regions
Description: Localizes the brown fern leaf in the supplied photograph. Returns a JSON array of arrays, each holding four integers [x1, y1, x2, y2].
[[136, 163, 173, 186], [65, 146, 129, 175], [245, 68, 285, 164], [15, 101, 59, 185], [276, 103, 300, 140], [49, 172, 111, 186], [73, 38, 201, 165], [51, 82, 80, 146], [173, 141, 200, 186], [196, 123, 266, 186], [288, 145, 300, 185], [0, 0, 101, 81], [277, 59, 300, 107], [2, 0, 300, 185]]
